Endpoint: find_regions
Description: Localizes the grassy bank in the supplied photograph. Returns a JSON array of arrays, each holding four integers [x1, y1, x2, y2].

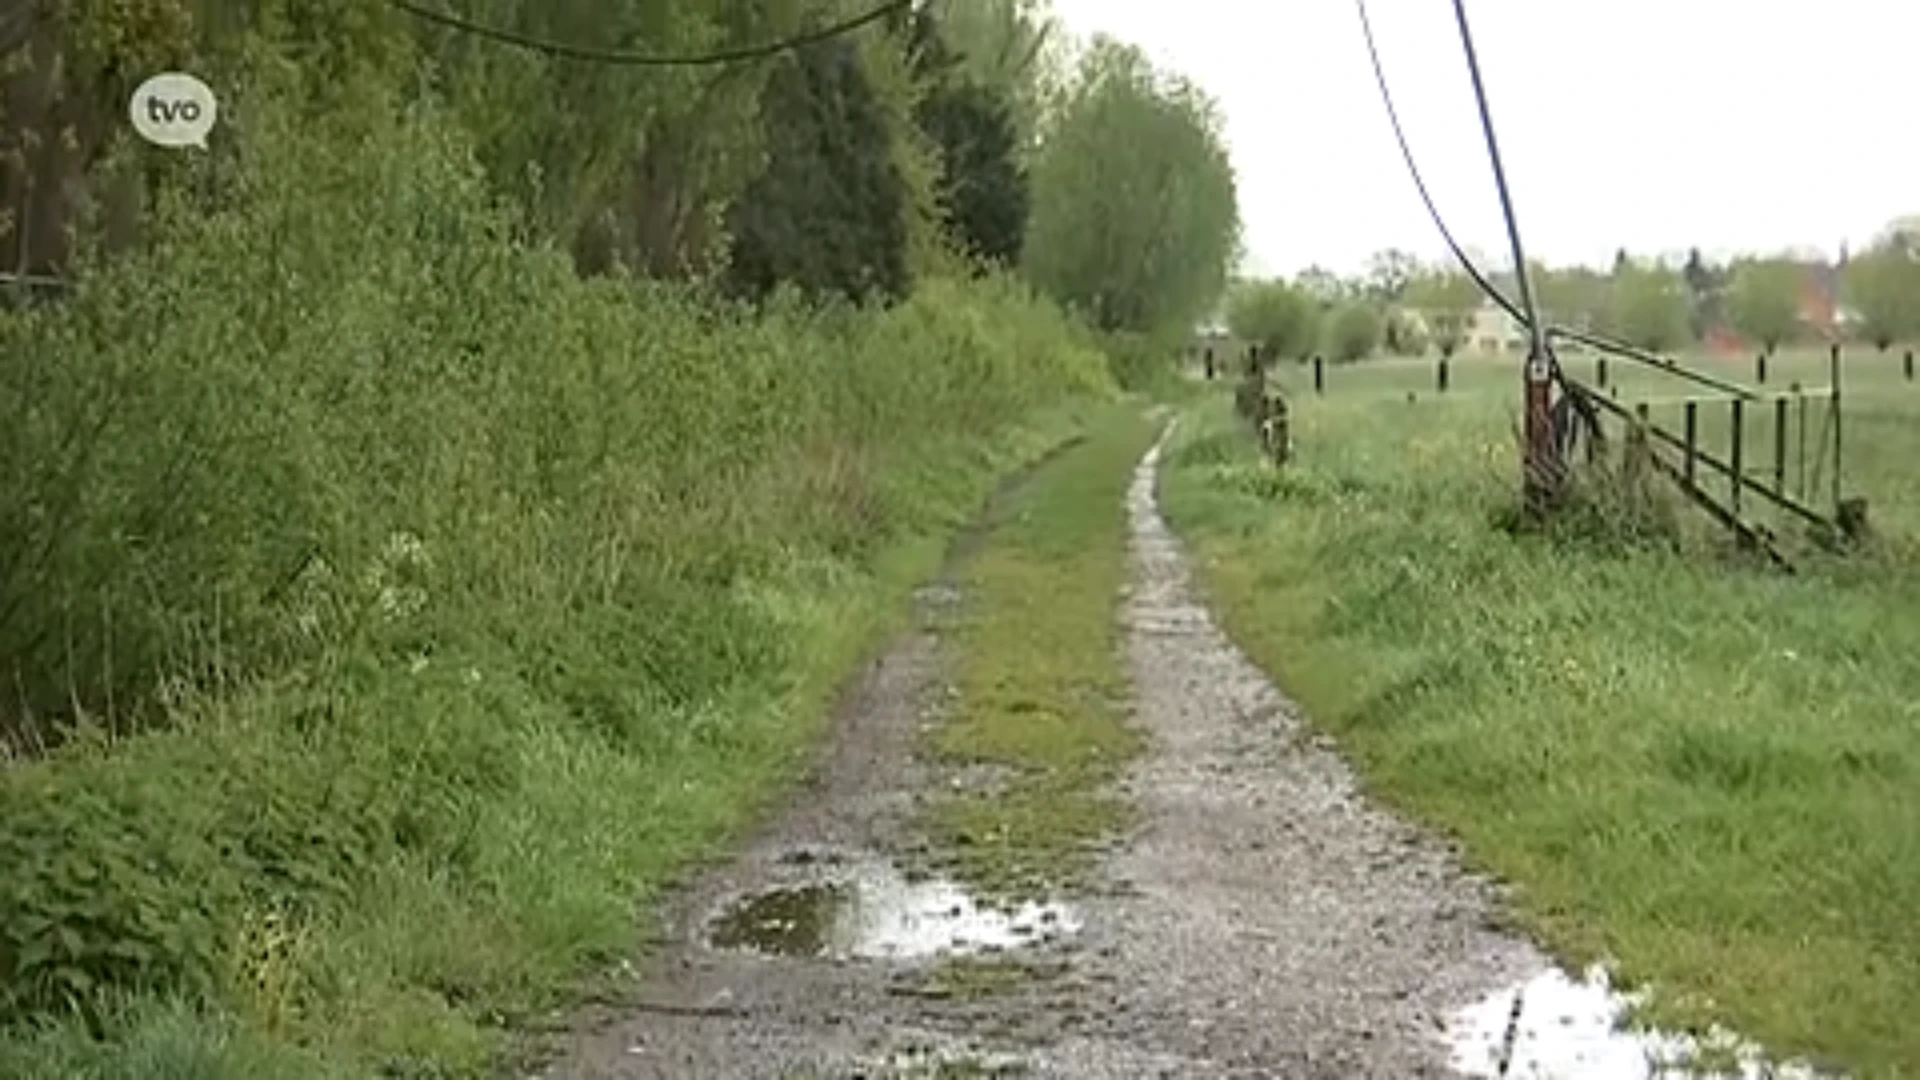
[[0, 86, 1121, 1078], [1160, 371, 1920, 1077], [922, 410, 1162, 901]]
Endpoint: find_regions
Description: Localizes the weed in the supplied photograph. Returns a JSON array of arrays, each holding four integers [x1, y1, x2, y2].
[[920, 413, 1159, 901]]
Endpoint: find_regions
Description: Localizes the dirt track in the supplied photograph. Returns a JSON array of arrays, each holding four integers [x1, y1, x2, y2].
[[537, 422, 1553, 1079]]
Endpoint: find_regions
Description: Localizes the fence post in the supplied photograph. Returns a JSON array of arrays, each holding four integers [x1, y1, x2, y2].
[[1596, 355, 1609, 389], [1313, 355, 1324, 394], [1729, 397, 1744, 516], [1756, 351, 1767, 385], [1437, 356, 1449, 393], [1773, 395, 1788, 495], [1830, 342, 1843, 512], [1793, 381, 1808, 501], [1905, 348, 1914, 381], [1204, 347, 1215, 380], [1683, 400, 1698, 488]]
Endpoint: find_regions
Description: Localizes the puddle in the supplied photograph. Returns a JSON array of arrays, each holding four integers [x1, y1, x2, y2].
[[708, 859, 1080, 961], [1445, 966, 1839, 1079]]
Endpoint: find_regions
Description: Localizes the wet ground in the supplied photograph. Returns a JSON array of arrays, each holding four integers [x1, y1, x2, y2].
[[536, 422, 1837, 1079]]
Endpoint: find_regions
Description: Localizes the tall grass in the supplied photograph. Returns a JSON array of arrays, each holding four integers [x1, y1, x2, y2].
[[1163, 368, 1920, 1077], [0, 83, 1116, 1075]]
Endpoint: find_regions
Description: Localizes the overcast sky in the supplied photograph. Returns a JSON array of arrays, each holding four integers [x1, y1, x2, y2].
[[1042, 0, 1919, 279]]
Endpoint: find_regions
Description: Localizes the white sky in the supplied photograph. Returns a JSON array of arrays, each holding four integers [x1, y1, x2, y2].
[[1042, 0, 1919, 279]]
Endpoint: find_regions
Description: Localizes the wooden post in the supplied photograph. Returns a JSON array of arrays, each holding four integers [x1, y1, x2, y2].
[[1830, 343, 1843, 513], [1905, 348, 1914, 381], [1313, 355, 1324, 394], [1596, 355, 1609, 390], [1772, 395, 1788, 495], [1437, 356, 1449, 393], [1683, 400, 1698, 488], [1755, 351, 1767, 385], [1729, 397, 1745, 516]]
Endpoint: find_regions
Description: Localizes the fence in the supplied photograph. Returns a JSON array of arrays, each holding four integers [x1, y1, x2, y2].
[[1201, 336, 1890, 568]]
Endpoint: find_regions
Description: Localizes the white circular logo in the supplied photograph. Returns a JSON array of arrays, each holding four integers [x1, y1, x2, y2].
[[129, 73, 218, 149]]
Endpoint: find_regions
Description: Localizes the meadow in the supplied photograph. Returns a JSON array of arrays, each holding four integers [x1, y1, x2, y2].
[[1163, 345, 1920, 1077]]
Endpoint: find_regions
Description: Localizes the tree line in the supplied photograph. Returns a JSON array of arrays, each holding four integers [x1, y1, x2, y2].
[[1225, 220, 1920, 364], [0, 0, 1238, 359]]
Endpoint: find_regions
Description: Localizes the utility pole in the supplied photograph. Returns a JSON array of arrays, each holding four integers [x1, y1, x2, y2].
[[1450, 0, 1559, 511]]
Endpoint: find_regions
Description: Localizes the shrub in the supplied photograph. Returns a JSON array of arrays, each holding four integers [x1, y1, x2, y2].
[[0, 76, 1113, 1069]]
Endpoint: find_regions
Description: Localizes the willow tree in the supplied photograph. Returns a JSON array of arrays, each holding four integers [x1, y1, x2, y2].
[[1020, 36, 1240, 341]]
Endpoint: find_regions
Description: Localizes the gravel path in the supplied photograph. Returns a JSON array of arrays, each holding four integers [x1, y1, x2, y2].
[[538, 424, 1553, 1079]]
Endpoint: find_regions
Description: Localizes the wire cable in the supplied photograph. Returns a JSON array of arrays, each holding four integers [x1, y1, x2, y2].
[[389, 0, 913, 66], [1352, 0, 1524, 325]]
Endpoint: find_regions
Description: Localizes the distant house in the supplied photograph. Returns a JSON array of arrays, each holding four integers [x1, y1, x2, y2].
[[1468, 299, 1527, 353]]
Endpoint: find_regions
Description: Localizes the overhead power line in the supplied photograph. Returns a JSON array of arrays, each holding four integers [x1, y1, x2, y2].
[[388, 0, 914, 66], [1351, 0, 1523, 326]]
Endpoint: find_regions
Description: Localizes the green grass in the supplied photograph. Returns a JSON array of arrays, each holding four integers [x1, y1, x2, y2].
[[0, 84, 1129, 1079], [1161, 358, 1920, 1078], [921, 409, 1162, 901]]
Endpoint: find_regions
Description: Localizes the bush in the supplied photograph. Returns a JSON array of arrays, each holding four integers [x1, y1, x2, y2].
[[0, 82, 1113, 1071], [1324, 303, 1384, 363]]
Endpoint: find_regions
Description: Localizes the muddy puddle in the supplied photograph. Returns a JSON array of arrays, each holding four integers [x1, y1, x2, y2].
[[707, 857, 1080, 962], [1445, 965, 1839, 1079]]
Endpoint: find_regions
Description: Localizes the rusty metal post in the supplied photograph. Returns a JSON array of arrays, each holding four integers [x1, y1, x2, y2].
[[1683, 399, 1698, 488], [1773, 395, 1788, 495], [1729, 397, 1745, 516], [1830, 342, 1843, 514], [1313, 355, 1324, 394]]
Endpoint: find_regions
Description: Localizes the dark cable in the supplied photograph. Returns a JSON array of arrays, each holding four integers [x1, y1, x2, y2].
[[1449, 0, 1549, 370], [389, 0, 913, 66], [1352, 0, 1524, 325], [1357, 0, 1611, 459]]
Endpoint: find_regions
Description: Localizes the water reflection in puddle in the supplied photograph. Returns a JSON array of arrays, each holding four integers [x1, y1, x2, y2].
[[1445, 966, 1837, 1079], [708, 858, 1080, 961]]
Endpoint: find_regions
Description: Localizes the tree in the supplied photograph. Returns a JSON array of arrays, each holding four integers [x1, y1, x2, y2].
[[1612, 264, 1691, 352], [1022, 37, 1241, 339], [1404, 269, 1480, 357], [724, 36, 913, 304], [1547, 265, 1614, 334], [1291, 305, 1324, 362], [1295, 265, 1347, 306], [1682, 246, 1725, 341], [1877, 215, 1920, 257], [1226, 279, 1314, 364], [1324, 303, 1383, 363], [909, 12, 1029, 269], [921, 0, 1057, 143], [1363, 248, 1419, 304], [1844, 241, 1920, 351], [1726, 258, 1802, 354]]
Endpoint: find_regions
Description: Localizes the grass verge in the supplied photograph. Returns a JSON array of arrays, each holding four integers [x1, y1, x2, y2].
[[920, 409, 1162, 901], [0, 401, 1113, 1080], [1161, 389, 1920, 1079]]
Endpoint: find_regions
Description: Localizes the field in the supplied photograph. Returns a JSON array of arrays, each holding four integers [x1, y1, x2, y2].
[[1162, 346, 1920, 1076]]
